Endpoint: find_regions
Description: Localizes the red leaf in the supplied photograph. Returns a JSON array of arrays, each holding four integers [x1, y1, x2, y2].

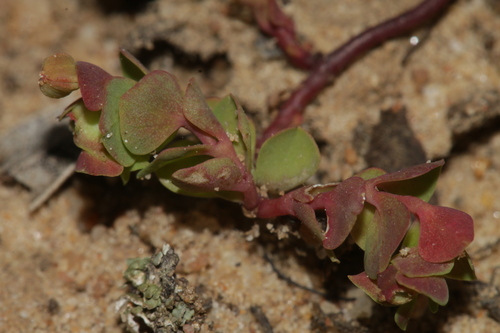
[[363, 191, 411, 279], [396, 272, 449, 306], [320, 176, 365, 249], [75, 61, 113, 111], [396, 196, 474, 263], [75, 151, 123, 177], [392, 247, 454, 277]]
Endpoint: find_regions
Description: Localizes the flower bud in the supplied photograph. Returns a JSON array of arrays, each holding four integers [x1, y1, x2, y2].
[[39, 53, 79, 98]]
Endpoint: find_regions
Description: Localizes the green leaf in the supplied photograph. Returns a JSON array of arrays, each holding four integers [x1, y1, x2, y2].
[[66, 99, 123, 176], [354, 167, 386, 181], [400, 221, 420, 249], [119, 70, 185, 155], [184, 79, 226, 138], [236, 101, 256, 171], [350, 203, 376, 251], [444, 252, 476, 281], [136, 144, 210, 179], [155, 155, 215, 196], [100, 77, 137, 167], [154, 156, 244, 202], [372, 160, 444, 202], [119, 48, 148, 81], [172, 157, 243, 193], [394, 295, 429, 331], [211, 96, 246, 153], [254, 127, 320, 194]]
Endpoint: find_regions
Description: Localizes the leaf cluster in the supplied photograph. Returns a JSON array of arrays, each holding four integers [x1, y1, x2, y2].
[[39, 50, 475, 330]]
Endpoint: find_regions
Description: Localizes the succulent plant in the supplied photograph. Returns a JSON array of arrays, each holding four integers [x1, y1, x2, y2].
[[39, 3, 474, 325]]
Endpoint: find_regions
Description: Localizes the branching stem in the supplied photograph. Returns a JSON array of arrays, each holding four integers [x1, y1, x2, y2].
[[258, 0, 453, 146]]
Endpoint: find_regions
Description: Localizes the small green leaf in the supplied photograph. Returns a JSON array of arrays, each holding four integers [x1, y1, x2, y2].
[[401, 221, 420, 249], [120, 70, 185, 155], [211, 96, 246, 153], [372, 160, 444, 202], [394, 295, 429, 331], [236, 102, 256, 171], [100, 77, 137, 167], [351, 203, 376, 251], [155, 155, 215, 197], [136, 144, 210, 179], [66, 99, 123, 176], [184, 79, 226, 138], [172, 157, 243, 193], [444, 252, 476, 281], [254, 127, 320, 194], [354, 167, 386, 180], [119, 48, 148, 81]]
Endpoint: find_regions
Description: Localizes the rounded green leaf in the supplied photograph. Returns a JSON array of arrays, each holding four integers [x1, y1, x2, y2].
[[119, 48, 148, 81], [119, 70, 184, 155], [254, 127, 320, 194], [100, 77, 137, 167]]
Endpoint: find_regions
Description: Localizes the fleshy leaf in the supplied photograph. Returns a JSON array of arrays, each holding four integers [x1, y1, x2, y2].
[[400, 221, 421, 249], [99, 77, 137, 167], [350, 203, 376, 251], [119, 70, 185, 155], [354, 167, 386, 181], [210, 95, 249, 159], [293, 202, 325, 246], [136, 144, 210, 179], [254, 127, 320, 193], [350, 265, 412, 305], [392, 247, 454, 278], [364, 192, 411, 279], [172, 157, 244, 193], [321, 176, 366, 249], [348, 272, 385, 304], [76, 151, 123, 176], [75, 61, 113, 111], [444, 252, 476, 281], [155, 155, 215, 196], [375, 161, 443, 202], [395, 273, 449, 306], [396, 195, 474, 263], [236, 102, 256, 171], [66, 99, 123, 176], [184, 79, 226, 139], [377, 265, 413, 305], [119, 48, 148, 81], [155, 156, 244, 202], [395, 295, 429, 331]]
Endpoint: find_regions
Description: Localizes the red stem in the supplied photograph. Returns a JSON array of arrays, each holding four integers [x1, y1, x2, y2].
[[259, 0, 453, 146]]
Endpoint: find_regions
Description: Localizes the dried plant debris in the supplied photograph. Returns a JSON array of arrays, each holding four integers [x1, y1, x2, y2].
[[116, 244, 210, 333], [0, 104, 78, 211]]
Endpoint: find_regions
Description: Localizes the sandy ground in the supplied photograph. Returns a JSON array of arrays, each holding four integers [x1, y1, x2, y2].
[[2, 0, 500, 332]]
